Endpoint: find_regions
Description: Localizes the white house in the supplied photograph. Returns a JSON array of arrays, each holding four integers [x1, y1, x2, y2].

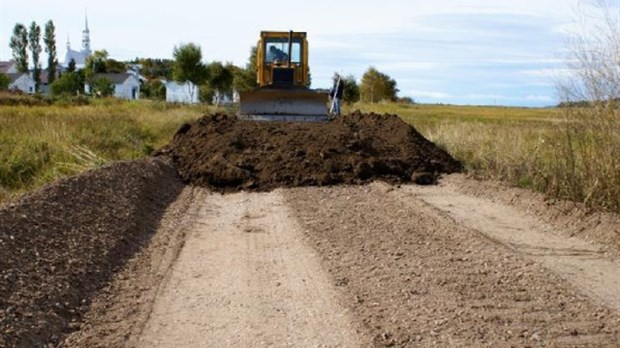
[[88, 73, 140, 100], [165, 80, 199, 104], [8, 73, 36, 94], [1, 61, 38, 94]]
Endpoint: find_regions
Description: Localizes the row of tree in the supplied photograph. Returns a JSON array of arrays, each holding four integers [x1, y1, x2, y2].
[[338, 67, 401, 104], [9, 21, 58, 89], [170, 43, 257, 103], [6, 19, 405, 103], [170, 42, 404, 104]]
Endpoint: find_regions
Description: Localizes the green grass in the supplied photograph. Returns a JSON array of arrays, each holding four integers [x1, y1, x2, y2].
[[0, 99, 221, 202]]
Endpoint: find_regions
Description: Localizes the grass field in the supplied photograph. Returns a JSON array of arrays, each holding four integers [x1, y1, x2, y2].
[[0, 99, 214, 202], [1, 98, 618, 213], [346, 102, 619, 213]]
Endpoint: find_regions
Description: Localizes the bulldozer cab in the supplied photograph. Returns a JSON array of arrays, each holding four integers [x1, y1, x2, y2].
[[238, 31, 329, 122], [257, 31, 308, 88]]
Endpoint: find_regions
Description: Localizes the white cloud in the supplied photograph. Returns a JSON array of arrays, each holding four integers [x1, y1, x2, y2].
[[411, 90, 452, 99], [376, 61, 438, 71], [525, 94, 554, 102], [520, 68, 573, 78], [465, 93, 512, 100]]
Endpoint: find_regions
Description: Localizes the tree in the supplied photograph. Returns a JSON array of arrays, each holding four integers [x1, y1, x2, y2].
[[67, 58, 76, 72], [44, 20, 58, 85], [0, 74, 10, 90], [206, 61, 234, 105], [84, 50, 109, 84], [199, 83, 215, 104], [397, 96, 415, 104], [341, 74, 360, 103], [135, 58, 174, 80], [172, 43, 207, 101], [141, 79, 166, 100], [105, 59, 126, 73], [9, 23, 29, 73], [50, 72, 83, 96], [233, 45, 258, 93], [359, 66, 398, 103], [92, 76, 114, 97], [28, 22, 42, 91]]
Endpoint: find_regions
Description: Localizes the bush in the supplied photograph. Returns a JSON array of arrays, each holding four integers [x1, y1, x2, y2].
[[92, 76, 114, 97], [51, 72, 84, 96], [141, 79, 166, 100], [0, 74, 10, 90]]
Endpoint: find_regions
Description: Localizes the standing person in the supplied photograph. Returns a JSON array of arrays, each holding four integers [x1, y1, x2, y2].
[[330, 73, 344, 116]]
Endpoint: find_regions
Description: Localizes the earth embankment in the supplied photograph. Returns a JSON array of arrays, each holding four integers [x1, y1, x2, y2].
[[0, 157, 183, 347], [165, 112, 462, 191]]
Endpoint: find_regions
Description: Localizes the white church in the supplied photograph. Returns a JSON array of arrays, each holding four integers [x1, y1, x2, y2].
[[62, 16, 141, 100], [64, 15, 92, 69]]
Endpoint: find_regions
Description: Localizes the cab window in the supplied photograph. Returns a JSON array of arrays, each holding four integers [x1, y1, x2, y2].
[[265, 39, 302, 63]]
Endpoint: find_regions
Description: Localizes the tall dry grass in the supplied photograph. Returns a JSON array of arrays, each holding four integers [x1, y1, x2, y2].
[[0, 99, 213, 202], [1, 96, 617, 213], [346, 102, 619, 213], [550, 104, 620, 212]]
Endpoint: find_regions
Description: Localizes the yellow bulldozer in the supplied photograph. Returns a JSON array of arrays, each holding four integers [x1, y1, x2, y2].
[[238, 31, 329, 121]]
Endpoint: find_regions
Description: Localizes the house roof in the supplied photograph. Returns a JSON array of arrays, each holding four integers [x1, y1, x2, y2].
[[7, 73, 34, 84], [95, 73, 136, 84], [0, 61, 16, 74]]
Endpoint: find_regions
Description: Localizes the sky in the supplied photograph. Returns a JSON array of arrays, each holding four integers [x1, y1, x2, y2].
[[0, 0, 617, 106]]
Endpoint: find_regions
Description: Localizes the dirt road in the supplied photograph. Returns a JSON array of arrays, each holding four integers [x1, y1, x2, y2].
[[137, 191, 361, 347], [65, 176, 619, 347]]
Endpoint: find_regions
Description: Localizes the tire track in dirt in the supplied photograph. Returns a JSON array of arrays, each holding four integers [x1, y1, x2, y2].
[[401, 181, 620, 312], [136, 190, 362, 347], [285, 183, 619, 347]]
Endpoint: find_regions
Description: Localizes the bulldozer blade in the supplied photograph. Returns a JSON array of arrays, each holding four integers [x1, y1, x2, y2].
[[239, 88, 329, 122]]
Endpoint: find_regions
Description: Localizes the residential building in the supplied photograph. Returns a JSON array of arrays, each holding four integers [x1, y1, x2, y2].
[[7, 74, 36, 94], [0, 61, 35, 94], [87, 73, 140, 100], [165, 80, 199, 104]]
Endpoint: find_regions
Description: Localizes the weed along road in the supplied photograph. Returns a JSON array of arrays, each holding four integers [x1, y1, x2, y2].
[[64, 179, 618, 347]]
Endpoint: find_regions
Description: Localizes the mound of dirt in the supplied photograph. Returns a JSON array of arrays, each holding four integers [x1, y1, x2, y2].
[[0, 157, 183, 348], [164, 112, 462, 191]]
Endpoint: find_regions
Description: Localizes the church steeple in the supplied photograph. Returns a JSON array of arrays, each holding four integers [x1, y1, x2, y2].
[[67, 35, 71, 50], [82, 12, 91, 54]]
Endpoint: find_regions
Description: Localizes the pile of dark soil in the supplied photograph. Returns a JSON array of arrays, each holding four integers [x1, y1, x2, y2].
[[165, 112, 462, 191], [0, 157, 183, 348]]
